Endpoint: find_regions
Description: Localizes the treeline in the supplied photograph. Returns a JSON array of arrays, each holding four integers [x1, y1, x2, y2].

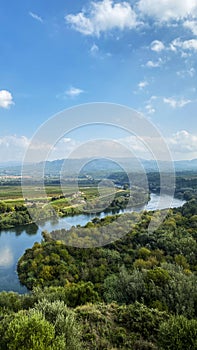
[[109, 171, 197, 199], [82, 188, 148, 213], [0, 200, 59, 230], [14, 198, 197, 348], [0, 201, 32, 229]]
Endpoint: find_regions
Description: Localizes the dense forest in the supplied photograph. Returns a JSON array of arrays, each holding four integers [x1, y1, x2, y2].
[[0, 197, 192, 349], [0, 201, 56, 230]]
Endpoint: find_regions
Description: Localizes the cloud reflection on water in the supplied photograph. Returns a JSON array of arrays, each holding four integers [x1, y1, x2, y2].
[[0, 246, 14, 268]]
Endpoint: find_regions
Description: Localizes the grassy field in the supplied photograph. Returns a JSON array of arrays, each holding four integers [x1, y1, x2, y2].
[[0, 186, 77, 199], [0, 186, 24, 200], [0, 185, 112, 203]]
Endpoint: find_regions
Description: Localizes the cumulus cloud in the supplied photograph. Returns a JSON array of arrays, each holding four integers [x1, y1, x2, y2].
[[119, 135, 148, 154], [120, 130, 197, 161], [0, 90, 14, 109], [0, 136, 29, 162], [146, 59, 163, 68], [0, 135, 82, 162], [184, 20, 197, 35], [29, 11, 43, 23], [138, 80, 148, 89], [49, 137, 81, 160], [51, 132, 197, 161], [150, 40, 165, 52], [168, 130, 197, 158], [138, 0, 197, 22], [65, 87, 84, 98], [2, 132, 197, 163], [65, 0, 138, 36], [144, 96, 157, 115], [163, 97, 192, 108], [145, 104, 155, 114], [171, 38, 197, 51]]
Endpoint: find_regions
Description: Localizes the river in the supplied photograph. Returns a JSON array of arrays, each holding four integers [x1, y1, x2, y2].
[[0, 193, 185, 293]]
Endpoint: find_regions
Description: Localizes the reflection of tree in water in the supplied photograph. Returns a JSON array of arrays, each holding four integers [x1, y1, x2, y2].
[[13, 223, 38, 236], [0, 226, 23, 237], [24, 223, 38, 236]]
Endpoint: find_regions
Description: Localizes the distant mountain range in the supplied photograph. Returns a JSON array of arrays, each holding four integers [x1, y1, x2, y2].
[[0, 158, 197, 177]]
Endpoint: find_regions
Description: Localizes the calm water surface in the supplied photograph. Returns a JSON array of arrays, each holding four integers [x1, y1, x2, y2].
[[0, 194, 185, 293]]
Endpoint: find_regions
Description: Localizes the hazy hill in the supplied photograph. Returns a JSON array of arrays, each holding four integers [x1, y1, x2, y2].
[[0, 158, 197, 177]]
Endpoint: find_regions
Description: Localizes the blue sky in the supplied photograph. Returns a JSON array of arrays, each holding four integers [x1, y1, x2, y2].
[[0, 0, 197, 161]]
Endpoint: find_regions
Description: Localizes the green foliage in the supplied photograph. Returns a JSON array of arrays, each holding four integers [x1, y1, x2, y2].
[[1, 310, 58, 350], [0, 201, 10, 214], [75, 302, 167, 349], [31, 282, 100, 307], [17, 240, 78, 289], [117, 302, 168, 340], [103, 264, 197, 317], [0, 300, 82, 350], [1, 183, 197, 349], [0, 291, 23, 312], [158, 315, 197, 350], [17, 198, 197, 321], [33, 299, 82, 350], [0, 203, 32, 229], [104, 267, 146, 304]]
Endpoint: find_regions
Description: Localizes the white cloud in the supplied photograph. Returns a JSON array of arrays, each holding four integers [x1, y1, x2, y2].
[[145, 104, 155, 114], [169, 43, 177, 52], [65, 0, 138, 36], [65, 87, 84, 98], [29, 11, 43, 23], [0, 90, 14, 109], [171, 38, 197, 51], [90, 43, 99, 55], [120, 130, 197, 161], [150, 40, 165, 52], [184, 20, 197, 35], [49, 137, 81, 160], [145, 95, 157, 114], [168, 130, 197, 158], [119, 135, 148, 153], [0, 136, 29, 162], [2, 132, 197, 162], [177, 67, 195, 78], [0, 135, 81, 162], [48, 132, 197, 161], [138, 80, 148, 89], [163, 97, 192, 108], [119, 134, 174, 161], [146, 59, 163, 68], [138, 0, 197, 22]]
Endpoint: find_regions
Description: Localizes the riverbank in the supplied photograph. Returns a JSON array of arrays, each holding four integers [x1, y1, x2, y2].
[[0, 187, 149, 230], [0, 193, 186, 293]]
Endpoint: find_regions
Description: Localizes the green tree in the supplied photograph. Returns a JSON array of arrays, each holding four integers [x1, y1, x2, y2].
[[2, 310, 62, 350], [158, 315, 197, 350], [34, 299, 82, 350]]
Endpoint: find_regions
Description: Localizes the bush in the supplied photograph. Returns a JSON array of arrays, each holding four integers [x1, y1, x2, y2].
[[158, 315, 197, 350], [2, 310, 59, 350]]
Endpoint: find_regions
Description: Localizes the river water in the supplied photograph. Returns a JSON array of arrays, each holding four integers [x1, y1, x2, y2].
[[0, 194, 185, 293]]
